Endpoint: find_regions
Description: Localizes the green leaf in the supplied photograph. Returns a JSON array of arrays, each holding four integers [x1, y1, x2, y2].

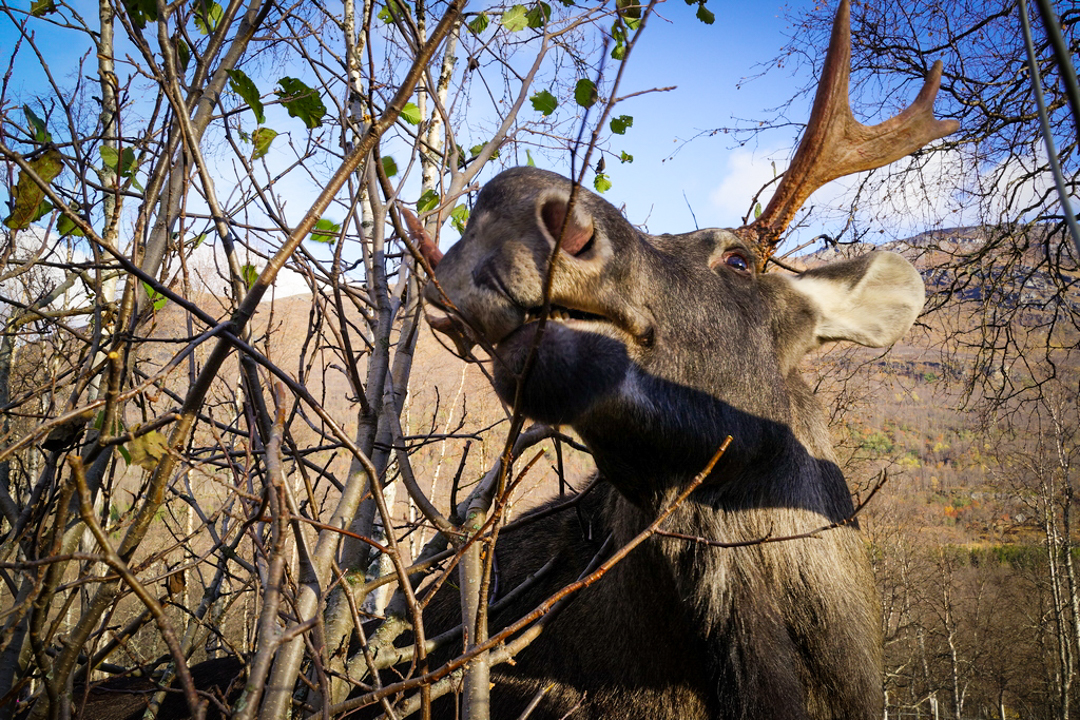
[[382, 156, 399, 177], [377, 0, 410, 23], [593, 173, 612, 194], [574, 78, 598, 108], [695, 2, 714, 24], [57, 203, 85, 237], [466, 141, 498, 161], [526, 149, 536, 167], [623, 14, 641, 30], [227, 69, 265, 124], [57, 214, 82, 237], [141, 281, 168, 311], [31, 200, 53, 223], [400, 102, 422, 125], [753, 202, 762, 220], [449, 204, 470, 234], [619, 150, 633, 163], [467, 12, 489, 33], [276, 77, 327, 129], [193, 0, 223, 34], [127, 429, 168, 471], [609, 114, 633, 135], [530, 89, 558, 116], [4, 148, 63, 229], [610, 23, 627, 61], [417, 189, 440, 214], [30, 0, 57, 16], [120, 0, 157, 29], [100, 146, 141, 190], [23, 105, 50, 142], [251, 127, 278, 160], [615, 0, 640, 19], [175, 38, 191, 72], [501, 5, 527, 31], [100, 146, 119, 171], [310, 217, 341, 244], [241, 263, 258, 289], [526, 2, 550, 28], [485, 144, 500, 160], [100, 146, 138, 177], [34, 148, 64, 180]]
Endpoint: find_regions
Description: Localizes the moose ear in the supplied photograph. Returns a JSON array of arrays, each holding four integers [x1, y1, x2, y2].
[[787, 251, 925, 348]]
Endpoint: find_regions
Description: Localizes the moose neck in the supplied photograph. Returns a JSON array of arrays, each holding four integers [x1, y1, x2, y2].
[[595, 440, 863, 623], [572, 361, 832, 514]]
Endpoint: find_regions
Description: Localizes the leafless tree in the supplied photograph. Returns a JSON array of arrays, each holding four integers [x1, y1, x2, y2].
[[0, 0, 659, 717]]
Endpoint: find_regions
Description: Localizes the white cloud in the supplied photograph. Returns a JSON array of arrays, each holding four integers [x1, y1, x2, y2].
[[703, 141, 1072, 248], [178, 239, 312, 300], [708, 146, 788, 226]]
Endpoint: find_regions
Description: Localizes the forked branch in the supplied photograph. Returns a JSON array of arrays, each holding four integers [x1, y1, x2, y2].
[[739, 0, 960, 262]]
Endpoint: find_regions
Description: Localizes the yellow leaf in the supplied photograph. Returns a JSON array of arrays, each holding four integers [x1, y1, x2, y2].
[[127, 429, 169, 471]]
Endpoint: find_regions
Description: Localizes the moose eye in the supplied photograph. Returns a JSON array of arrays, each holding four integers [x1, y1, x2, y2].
[[721, 250, 751, 274]]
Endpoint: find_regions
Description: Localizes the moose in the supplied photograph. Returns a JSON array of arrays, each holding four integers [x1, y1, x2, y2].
[[416, 2, 955, 718], [61, 0, 956, 718]]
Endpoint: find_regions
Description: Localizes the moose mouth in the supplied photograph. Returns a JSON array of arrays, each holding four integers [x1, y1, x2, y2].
[[523, 305, 607, 324], [424, 279, 654, 359], [514, 300, 655, 351], [422, 300, 614, 358]]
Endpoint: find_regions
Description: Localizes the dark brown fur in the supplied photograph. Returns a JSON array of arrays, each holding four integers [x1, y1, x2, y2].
[[58, 657, 244, 720]]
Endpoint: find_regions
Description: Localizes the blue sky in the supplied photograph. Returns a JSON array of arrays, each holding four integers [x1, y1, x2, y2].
[[570, 1, 805, 233], [0, 1, 805, 205]]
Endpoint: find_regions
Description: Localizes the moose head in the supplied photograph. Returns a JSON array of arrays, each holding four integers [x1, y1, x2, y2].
[[424, 165, 929, 502]]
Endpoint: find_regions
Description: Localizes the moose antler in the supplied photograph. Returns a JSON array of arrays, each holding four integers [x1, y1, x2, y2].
[[737, 0, 959, 264]]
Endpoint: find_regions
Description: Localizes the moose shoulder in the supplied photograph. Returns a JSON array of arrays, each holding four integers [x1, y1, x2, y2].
[[421, 165, 925, 719]]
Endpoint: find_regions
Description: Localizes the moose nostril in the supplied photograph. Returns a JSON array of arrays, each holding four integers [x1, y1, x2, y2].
[[472, 258, 504, 294], [569, 232, 595, 256], [541, 198, 596, 256]]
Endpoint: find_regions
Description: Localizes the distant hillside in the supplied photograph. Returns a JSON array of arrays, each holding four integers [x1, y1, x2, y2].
[[797, 223, 1078, 547]]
